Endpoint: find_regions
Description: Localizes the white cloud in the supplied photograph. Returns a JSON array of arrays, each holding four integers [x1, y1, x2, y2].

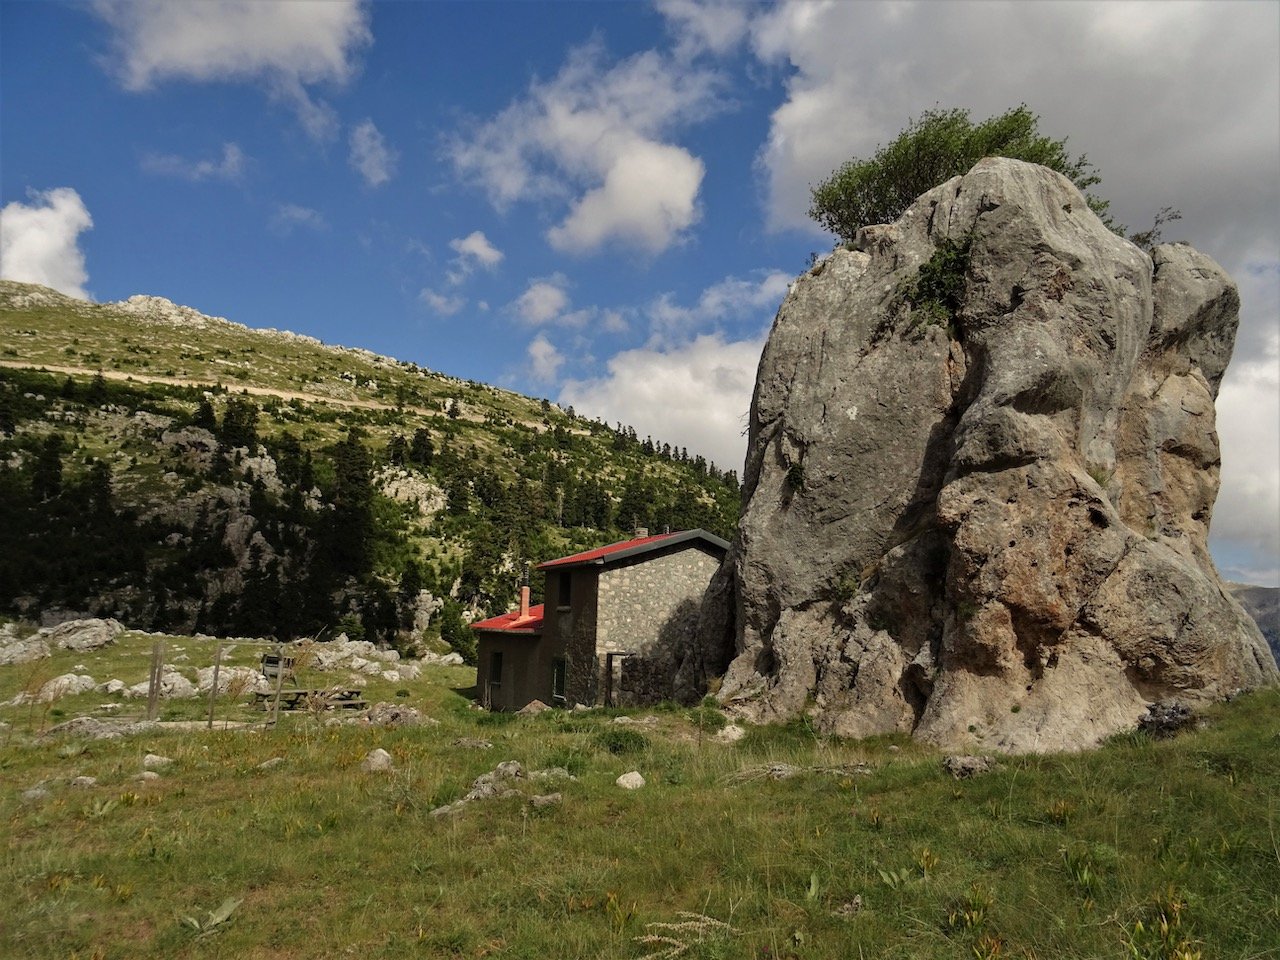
[[560, 333, 763, 472], [419, 288, 465, 316], [348, 119, 398, 187], [527, 334, 565, 383], [450, 231, 503, 268], [446, 230, 503, 284], [656, 0, 751, 58], [749, 1, 1280, 262], [547, 140, 705, 255], [601, 309, 629, 334], [142, 142, 246, 181], [1212, 273, 1280, 586], [269, 203, 327, 235], [647, 268, 791, 341], [746, 0, 1280, 580], [448, 38, 725, 254], [93, 0, 370, 140], [513, 275, 570, 324], [0, 187, 94, 299]]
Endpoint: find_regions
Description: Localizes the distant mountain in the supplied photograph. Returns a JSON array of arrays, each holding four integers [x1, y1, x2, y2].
[[0, 281, 739, 657], [1228, 583, 1280, 665]]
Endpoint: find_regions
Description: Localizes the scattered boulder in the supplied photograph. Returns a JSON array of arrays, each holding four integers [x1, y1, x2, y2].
[[712, 724, 746, 744], [463, 760, 524, 801], [0, 632, 50, 665], [833, 897, 864, 919], [125, 667, 197, 700], [518, 699, 551, 715], [943, 755, 996, 780], [257, 757, 285, 770], [761, 763, 800, 781], [365, 702, 425, 727], [95, 679, 127, 696], [196, 666, 272, 696], [453, 737, 493, 750], [616, 771, 646, 790], [431, 760, 526, 817], [530, 793, 562, 808], [686, 157, 1278, 753], [42, 618, 125, 652], [530, 767, 576, 783], [36, 673, 96, 702], [41, 717, 156, 740], [420, 651, 464, 666], [69, 776, 97, 788], [304, 637, 402, 672], [22, 786, 51, 803], [360, 748, 395, 773], [1138, 700, 1197, 739], [134, 771, 161, 782], [143, 753, 174, 770], [380, 667, 412, 683]]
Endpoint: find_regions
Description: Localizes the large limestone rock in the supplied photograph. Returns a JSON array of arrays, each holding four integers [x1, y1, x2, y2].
[[687, 158, 1277, 754], [41, 618, 126, 652]]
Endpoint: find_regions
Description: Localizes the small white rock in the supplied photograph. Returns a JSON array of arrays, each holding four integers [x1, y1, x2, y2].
[[70, 776, 97, 788], [615, 771, 646, 790], [143, 753, 174, 770], [360, 748, 394, 773], [712, 723, 746, 744], [135, 771, 161, 782]]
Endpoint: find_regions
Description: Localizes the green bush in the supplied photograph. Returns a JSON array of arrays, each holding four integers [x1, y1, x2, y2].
[[687, 701, 728, 733], [809, 105, 1111, 242], [594, 727, 649, 756]]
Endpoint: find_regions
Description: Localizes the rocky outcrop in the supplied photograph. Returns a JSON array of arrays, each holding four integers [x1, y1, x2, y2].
[[42, 618, 126, 652], [685, 158, 1277, 753]]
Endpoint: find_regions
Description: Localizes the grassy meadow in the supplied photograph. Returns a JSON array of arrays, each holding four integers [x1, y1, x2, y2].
[[2, 633, 1278, 960]]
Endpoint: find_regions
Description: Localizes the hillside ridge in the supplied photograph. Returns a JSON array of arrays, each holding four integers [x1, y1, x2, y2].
[[1, 279, 740, 651]]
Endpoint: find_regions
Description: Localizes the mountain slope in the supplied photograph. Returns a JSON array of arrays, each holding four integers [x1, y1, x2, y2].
[[0, 281, 740, 653]]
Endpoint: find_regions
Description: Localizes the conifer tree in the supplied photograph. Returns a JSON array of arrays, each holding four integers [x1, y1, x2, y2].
[[32, 432, 64, 501]]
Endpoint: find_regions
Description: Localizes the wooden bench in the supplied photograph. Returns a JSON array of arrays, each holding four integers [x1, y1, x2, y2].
[[260, 653, 297, 684], [253, 689, 367, 712]]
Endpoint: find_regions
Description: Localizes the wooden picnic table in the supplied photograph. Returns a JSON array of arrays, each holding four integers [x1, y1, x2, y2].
[[253, 689, 367, 711]]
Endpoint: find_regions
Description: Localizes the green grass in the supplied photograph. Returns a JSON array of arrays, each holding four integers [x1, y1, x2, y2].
[[2, 634, 1277, 959]]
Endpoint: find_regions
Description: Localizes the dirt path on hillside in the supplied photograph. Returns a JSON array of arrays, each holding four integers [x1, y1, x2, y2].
[[0, 359, 420, 414]]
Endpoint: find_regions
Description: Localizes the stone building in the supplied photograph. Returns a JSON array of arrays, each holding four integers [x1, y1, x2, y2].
[[470, 530, 729, 711]]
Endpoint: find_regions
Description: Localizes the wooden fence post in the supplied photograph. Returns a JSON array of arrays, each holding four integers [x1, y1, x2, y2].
[[271, 642, 286, 728], [146, 640, 164, 721], [206, 642, 224, 730]]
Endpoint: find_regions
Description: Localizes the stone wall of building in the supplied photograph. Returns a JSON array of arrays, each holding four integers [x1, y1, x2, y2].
[[555, 569, 601, 707], [597, 547, 722, 705]]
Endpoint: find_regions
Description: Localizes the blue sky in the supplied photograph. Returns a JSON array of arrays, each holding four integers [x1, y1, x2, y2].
[[2, 0, 1277, 585]]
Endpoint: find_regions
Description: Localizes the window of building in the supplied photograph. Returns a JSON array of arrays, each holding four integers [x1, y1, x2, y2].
[[489, 650, 503, 687], [557, 573, 572, 608], [552, 658, 567, 705]]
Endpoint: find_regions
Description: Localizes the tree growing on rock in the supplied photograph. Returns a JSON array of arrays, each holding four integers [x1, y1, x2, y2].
[[809, 105, 1113, 242]]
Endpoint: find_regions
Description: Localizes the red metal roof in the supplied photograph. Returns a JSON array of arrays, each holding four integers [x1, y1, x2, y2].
[[537, 533, 678, 569], [470, 604, 544, 634]]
